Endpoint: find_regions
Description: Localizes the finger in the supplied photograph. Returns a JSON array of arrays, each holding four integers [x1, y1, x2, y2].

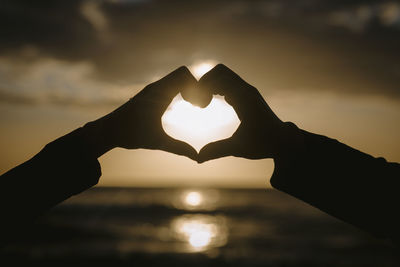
[[197, 139, 235, 163], [199, 64, 253, 98], [180, 85, 213, 108], [198, 64, 257, 117], [158, 66, 211, 108], [159, 136, 198, 161], [143, 66, 198, 106]]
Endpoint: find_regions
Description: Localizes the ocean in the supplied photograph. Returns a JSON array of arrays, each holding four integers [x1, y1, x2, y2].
[[1, 187, 399, 266]]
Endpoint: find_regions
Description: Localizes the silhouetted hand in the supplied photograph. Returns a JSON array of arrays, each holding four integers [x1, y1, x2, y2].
[[198, 64, 298, 162], [84, 66, 198, 160]]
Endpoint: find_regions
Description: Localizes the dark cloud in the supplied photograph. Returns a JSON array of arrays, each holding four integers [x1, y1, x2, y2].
[[0, 88, 122, 108], [0, 0, 97, 59], [0, 0, 399, 102]]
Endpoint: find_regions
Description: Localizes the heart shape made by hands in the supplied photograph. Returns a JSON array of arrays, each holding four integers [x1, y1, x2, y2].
[[162, 93, 241, 152]]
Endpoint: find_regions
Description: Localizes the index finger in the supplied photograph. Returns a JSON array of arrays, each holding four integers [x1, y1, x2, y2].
[[198, 64, 260, 113], [139, 66, 198, 106]]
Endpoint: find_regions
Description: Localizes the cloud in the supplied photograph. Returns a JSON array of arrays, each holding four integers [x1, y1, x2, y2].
[[0, 0, 399, 102], [80, 1, 111, 43], [0, 56, 141, 107], [380, 2, 400, 26], [328, 2, 400, 33]]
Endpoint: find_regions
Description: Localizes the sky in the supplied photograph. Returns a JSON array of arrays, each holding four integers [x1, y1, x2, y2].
[[1, 0, 400, 188]]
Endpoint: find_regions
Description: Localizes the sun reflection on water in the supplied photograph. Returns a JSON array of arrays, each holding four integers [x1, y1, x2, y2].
[[172, 214, 228, 252], [174, 189, 220, 211], [184, 191, 203, 207]]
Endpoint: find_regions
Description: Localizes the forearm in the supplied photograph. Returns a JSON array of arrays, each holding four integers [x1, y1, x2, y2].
[[270, 123, 400, 241], [0, 125, 108, 228]]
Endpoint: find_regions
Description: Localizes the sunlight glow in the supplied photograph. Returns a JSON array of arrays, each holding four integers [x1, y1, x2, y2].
[[173, 189, 220, 211], [180, 221, 214, 249], [161, 94, 241, 152], [189, 229, 212, 248], [184, 191, 203, 206], [190, 61, 216, 79]]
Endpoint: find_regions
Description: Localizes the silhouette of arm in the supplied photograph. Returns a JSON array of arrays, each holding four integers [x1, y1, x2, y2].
[[198, 64, 400, 242], [0, 127, 102, 228], [271, 124, 400, 241], [0, 66, 198, 232]]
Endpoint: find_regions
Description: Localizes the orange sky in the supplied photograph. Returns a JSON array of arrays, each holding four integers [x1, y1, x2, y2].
[[1, 0, 400, 188]]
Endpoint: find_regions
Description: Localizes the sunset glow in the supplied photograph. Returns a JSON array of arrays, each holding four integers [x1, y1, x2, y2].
[[161, 93, 241, 152], [190, 61, 216, 79], [2, 1, 400, 190], [184, 191, 203, 206]]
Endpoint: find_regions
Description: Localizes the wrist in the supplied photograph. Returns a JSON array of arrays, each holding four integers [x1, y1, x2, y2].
[[82, 119, 116, 158], [272, 121, 305, 160]]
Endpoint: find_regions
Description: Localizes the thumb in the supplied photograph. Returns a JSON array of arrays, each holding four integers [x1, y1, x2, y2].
[[198, 139, 235, 163], [161, 137, 198, 161]]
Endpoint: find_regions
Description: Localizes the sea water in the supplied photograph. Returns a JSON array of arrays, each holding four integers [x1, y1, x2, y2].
[[1, 187, 399, 266]]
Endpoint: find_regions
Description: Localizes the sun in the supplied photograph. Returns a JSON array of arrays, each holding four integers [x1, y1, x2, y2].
[[189, 60, 216, 79], [161, 94, 241, 152], [162, 60, 240, 152]]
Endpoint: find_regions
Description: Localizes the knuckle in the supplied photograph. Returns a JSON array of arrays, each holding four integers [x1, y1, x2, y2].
[[215, 63, 227, 70], [176, 65, 190, 75]]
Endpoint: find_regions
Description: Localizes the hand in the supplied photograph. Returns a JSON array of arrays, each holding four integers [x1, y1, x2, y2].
[[84, 66, 199, 160], [197, 64, 298, 163]]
